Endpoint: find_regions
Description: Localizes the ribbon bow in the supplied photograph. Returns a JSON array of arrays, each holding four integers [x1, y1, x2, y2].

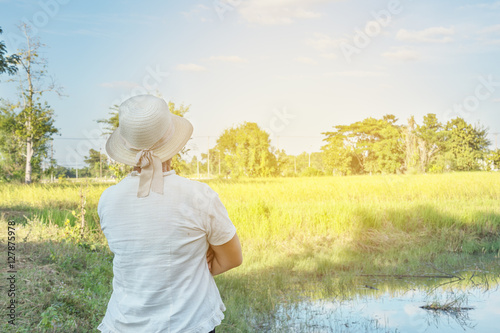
[[133, 149, 164, 198], [120, 123, 175, 197]]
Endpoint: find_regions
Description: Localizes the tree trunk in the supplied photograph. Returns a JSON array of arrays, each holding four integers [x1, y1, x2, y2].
[[25, 137, 33, 184]]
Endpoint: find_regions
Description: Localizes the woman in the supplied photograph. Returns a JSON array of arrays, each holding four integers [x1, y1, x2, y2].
[[97, 95, 242, 333]]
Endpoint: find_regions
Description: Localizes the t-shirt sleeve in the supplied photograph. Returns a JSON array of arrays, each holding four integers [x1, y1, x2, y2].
[[206, 190, 237, 246]]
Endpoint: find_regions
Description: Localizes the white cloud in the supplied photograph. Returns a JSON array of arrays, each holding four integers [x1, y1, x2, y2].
[[238, 0, 338, 25], [99, 81, 138, 89], [307, 32, 347, 51], [209, 56, 248, 63], [493, 98, 500, 103], [382, 47, 420, 61], [295, 56, 317, 65], [175, 63, 207, 72], [396, 27, 455, 43]]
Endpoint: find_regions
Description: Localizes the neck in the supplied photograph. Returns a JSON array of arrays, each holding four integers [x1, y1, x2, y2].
[[134, 160, 172, 173]]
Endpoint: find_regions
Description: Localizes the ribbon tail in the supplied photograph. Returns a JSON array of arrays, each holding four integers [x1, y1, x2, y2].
[[150, 155, 164, 195]]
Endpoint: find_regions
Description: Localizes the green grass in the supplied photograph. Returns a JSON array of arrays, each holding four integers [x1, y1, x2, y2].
[[1, 172, 500, 332]]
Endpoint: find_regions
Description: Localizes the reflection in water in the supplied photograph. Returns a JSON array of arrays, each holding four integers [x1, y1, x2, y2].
[[272, 275, 500, 332]]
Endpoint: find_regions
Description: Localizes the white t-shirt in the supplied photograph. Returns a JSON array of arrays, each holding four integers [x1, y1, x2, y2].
[[96, 170, 237, 333]]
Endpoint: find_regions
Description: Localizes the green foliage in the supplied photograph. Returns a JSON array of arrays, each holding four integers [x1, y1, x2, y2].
[[443, 118, 490, 171], [322, 115, 404, 175], [108, 162, 133, 181], [416, 113, 444, 171], [321, 132, 354, 176], [300, 167, 324, 177], [84, 148, 111, 177], [215, 122, 278, 177], [97, 105, 119, 135], [322, 114, 492, 175], [486, 149, 500, 170], [0, 100, 58, 181], [0, 26, 19, 78]]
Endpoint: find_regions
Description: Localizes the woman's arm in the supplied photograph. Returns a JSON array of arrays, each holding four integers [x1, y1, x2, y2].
[[206, 233, 242, 276]]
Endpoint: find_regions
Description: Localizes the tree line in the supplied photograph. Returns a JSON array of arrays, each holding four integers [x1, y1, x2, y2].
[[1, 24, 499, 183], [89, 110, 498, 179]]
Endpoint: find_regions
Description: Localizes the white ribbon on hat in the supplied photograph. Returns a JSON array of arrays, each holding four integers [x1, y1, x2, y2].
[[120, 122, 175, 197]]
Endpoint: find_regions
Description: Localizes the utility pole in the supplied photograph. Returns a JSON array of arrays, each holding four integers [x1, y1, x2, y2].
[[494, 133, 499, 150], [218, 150, 221, 175]]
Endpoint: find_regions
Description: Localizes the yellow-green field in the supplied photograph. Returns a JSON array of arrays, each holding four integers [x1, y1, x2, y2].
[[1, 172, 500, 332]]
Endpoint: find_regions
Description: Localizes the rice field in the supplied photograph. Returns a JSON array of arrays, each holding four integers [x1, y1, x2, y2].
[[1, 172, 500, 332]]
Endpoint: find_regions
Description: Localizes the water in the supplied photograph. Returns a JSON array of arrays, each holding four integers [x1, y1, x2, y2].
[[271, 277, 500, 332]]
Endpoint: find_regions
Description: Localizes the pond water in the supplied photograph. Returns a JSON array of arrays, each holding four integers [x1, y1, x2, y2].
[[271, 276, 500, 332]]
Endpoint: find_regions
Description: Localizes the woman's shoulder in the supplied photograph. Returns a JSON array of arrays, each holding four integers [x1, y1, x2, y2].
[[170, 175, 218, 201]]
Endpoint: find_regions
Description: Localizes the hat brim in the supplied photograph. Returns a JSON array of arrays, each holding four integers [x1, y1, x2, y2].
[[105, 114, 193, 166]]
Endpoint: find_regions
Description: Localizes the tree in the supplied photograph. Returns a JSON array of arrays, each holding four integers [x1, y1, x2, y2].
[[0, 103, 24, 181], [416, 113, 444, 172], [321, 132, 353, 176], [9, 23, 61, 184], [322, 115, 404, 175], [215, 122, 278, 177], [84, 148, 109, 177], [97, 105, 119, 135], [443, 117, 490, 171], [0, 27, 18, 78], [486, 149, 500, 171]]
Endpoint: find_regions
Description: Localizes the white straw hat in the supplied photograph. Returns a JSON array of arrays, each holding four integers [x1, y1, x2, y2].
[[105, 95, 193, 197]]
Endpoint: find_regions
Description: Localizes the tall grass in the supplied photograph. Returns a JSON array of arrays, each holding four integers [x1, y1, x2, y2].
[[1, 172, 499, 332]]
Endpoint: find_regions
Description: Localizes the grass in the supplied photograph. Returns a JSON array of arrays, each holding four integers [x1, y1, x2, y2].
[[1, 172, 500, 332]]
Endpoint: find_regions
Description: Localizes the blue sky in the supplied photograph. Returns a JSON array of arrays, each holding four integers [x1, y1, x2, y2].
[[1, 0, 499, 169]]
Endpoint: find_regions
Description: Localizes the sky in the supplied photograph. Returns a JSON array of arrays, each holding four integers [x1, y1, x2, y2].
[[0, 0, 499, 169]]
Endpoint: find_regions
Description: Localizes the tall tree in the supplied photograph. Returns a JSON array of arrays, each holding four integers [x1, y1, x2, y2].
[[416, 113, 444, 172], [322, 115, 403, 175], [84, 148, 109, 177], [215, 122, 278, 177], [443, 117, 489, 171], [0, 27, 19, 78], [0, 99, 57, 182], [321, 131, 354, 176], [10, 23, 61, 183]]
